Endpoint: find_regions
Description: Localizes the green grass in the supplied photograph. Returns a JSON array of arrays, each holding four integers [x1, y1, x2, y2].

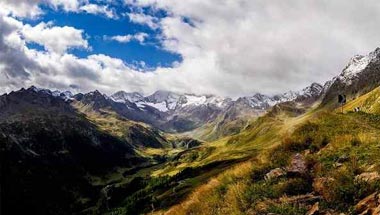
[[157, 87, 380, 215]]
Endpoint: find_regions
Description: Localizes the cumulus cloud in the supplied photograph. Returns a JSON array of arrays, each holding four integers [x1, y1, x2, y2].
[[79, 3, 117, 19], [22, 22, 89, 54], [0, 13, 41, 92], [0, 0, 118, 19], [0, 0, 42, 18], [48, 0, 80, 12], [122, 0, 380, 96], [126, 12, 159, 29], [2, 1, 380, 97], [105, 32, 148, 43]]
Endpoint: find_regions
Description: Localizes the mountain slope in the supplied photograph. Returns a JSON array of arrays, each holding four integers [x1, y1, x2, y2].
[[240, 82, 323, 109], [186, 82, 323, 141], [149, 49, 380, 215], [322, 48, 380, 106], [341, 86, 380, 114], [0, 88, 147, 214], [111, 91, 144, 103], [157, 85, 380, 215]]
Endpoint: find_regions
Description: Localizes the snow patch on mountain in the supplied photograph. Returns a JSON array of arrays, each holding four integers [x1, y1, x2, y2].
[[338, 48, 380, 85], [111, 91, 143, 103], [181, 94, 230, 108], [29, 86, 73, 101], [143, 101, 169, 112], [124, 90, 232, 112], [144, 90, 181, 111], [243, 83, 323, 109]]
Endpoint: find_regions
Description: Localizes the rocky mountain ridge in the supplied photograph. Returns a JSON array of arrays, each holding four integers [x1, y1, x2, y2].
[[16, 81, 322, 134]]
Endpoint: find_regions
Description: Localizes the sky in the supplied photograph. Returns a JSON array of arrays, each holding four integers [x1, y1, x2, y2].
[[1, 0, 380, 97]]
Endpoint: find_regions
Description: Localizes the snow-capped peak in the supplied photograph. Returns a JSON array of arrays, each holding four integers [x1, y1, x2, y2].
[[132, 90, 232, 112], [299, 83, 323, 98], [338, 48, 380, 84], [243, 83, 323, 109], [111, 91, 143, 103], [145, 90, 180, 103], [181, 94, 231, 108], [28, 86, 73, 101]]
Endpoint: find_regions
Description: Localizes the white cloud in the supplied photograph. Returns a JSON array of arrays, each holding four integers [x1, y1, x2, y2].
[[79, 3, 117, 19], [22, 22, 89, 54], [3, 1, 380, 98], [133, 32, 148, 43], [109, 35, 133, 43], [48, 0, 80, 12], [122, 0, 380, 96], [126, 12, 159, 29], [106, 32, 148, 43], [0, 0, 42, 18], [0, 0, 118, 19]]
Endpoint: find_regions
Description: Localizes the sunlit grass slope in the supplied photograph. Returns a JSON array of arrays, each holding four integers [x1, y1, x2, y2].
[[342, 86, 380, 114], [157, 88, 380, 215]]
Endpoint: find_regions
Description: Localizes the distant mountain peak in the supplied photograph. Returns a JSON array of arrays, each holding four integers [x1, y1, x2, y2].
[[146, 90, 180, 103], [243, 82, 323, 109], [321, 47, 380, 105], [25, 85, 73, 101], [338, 48, 380, 84], [111, 91, 144, 103]]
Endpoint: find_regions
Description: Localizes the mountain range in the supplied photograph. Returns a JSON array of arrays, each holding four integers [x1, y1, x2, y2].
[[24, 76, 324, 137], [1, 47, 380, 214]]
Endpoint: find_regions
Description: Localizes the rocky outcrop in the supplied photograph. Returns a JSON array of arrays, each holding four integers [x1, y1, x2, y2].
[[355, 192, 380, 215], [286, 153, 307, 176]]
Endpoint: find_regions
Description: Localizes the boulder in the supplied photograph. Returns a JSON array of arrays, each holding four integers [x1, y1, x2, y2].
[[286, 153, 307, 176]]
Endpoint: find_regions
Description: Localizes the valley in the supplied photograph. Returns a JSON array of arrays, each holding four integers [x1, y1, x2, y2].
[[1, 48, 380, 215]]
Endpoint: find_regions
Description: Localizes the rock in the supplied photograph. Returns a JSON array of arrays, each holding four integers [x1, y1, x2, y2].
[[306, 202, 319, 215], [355, 172, 380, 183], [286, 153, 307, 176], [264, 168, 286, 181], [355, 192, 380, 215]]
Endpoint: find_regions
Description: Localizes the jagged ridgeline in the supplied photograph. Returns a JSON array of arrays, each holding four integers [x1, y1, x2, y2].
[[1, 47, 380, 214]]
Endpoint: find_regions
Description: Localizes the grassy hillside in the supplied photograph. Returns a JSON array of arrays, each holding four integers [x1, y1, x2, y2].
[[342, 86, 380, 114], [4, 86, 379, 215], [155, 87, 380, 215]]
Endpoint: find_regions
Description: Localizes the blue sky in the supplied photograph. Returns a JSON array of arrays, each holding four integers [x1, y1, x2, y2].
[[1, 0, 380, 96], [23, 2, 181, 70]]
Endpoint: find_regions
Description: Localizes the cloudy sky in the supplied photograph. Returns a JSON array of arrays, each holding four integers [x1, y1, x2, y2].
[[1, 0, 380, 97]]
